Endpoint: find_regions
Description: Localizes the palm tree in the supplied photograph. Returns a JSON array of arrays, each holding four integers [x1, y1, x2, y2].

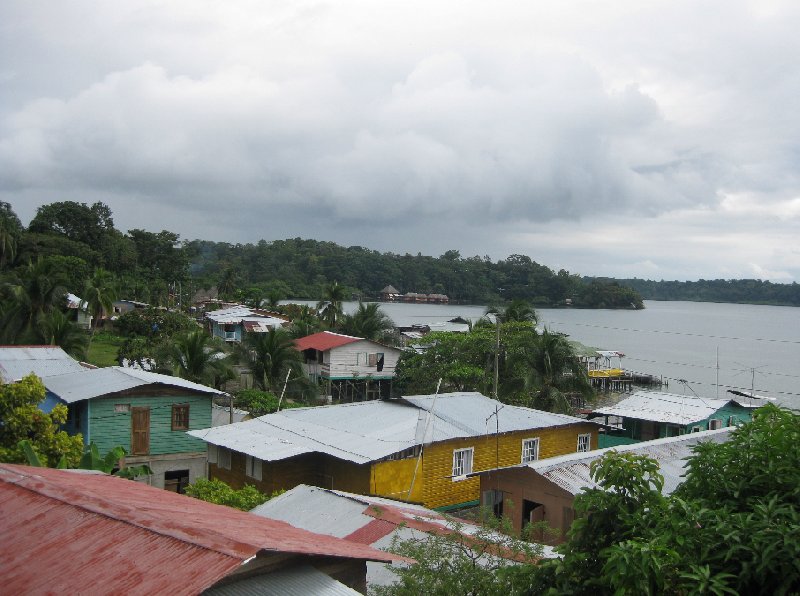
[[240, 327, 304, 394], [512, 329, 593, 414], [485, 299, 538, 325], [217, 268, 238, 301], [317, 281, 346, 328], [338, 301, 395, 341], [170, 330, 233, 387], [3, 258, 67, 342], [36, 309, 89, 359], [83, 268, 117, 342], [288, 305, 322, 339]]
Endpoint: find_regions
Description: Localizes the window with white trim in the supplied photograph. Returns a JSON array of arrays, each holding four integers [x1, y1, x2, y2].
[[452, 447, 474, 479], [709, 418, 722, 430], [691, 426, 701, 433], [577, 433, 591, 453], [521, 438, 540, 463], [245, 455, 262, 481], [217, 447, 232, 470], [207, 445, 218, 464]]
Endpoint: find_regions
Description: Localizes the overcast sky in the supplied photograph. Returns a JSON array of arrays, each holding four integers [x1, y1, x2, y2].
[[1, 1, 798, 282]]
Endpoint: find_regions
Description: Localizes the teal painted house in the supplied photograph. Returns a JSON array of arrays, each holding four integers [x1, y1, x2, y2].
[[590, 390, 761, 448], [44, 367, 225, 492]]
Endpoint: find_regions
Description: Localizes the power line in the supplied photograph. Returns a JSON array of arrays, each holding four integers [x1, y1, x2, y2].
[[542, 320, 800, 345]]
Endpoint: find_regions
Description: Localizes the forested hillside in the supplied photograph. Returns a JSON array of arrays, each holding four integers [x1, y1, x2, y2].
[[609, 277, 800, 307], [0, 201, 644, 309]]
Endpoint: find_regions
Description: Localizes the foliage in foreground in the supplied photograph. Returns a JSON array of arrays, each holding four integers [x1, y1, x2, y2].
[[19, 439, 152, 479], [0, 374, 83, 467], [184, 478, 280, 511], [379, 405, 800, 595], [374, 511, 546, 596]]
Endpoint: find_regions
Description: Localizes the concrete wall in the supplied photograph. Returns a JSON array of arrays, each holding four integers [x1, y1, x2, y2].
[[128, 452, 207, 490]]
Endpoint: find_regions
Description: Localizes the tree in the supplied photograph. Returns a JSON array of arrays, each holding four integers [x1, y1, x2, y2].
[[20, 440, 152, 479], [28, 201, 115, 248], [0, 201, 22, 268], [216, 267, 238, 301], [539, 405, 800, 595], [35, 308, 89, 359], [0, 375, 84, 467], [1, 257, 68, 342], [170, 330, 233, 388], [185, 478, 278, 511], [495, 299, 538, 325], [375, 511, 545, 596], [317, 280, 346, 328], [83, 268, 117, 341], [509, 329, 593, 413], [238, 328, 311, 399], [338, 301, 395, 342]]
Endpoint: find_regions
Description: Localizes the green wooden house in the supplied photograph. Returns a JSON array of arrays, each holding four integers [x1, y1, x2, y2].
[[44, 366, 226, 492], [590, 390, 761, 448]]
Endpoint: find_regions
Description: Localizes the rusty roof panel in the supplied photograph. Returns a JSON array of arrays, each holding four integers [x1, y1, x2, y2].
[[0, 464, 400, 595]]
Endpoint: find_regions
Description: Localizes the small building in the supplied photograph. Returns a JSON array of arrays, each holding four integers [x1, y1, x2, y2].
[[589, 390, 761, 447], [189, 391, 600, 510], [295, 331, 402, 401], [205, 304, 290, 343], [379, 285, 401, 302], [110, 299, 149, 316], [42, 367, 226, 491], [252, 484, 555, 590], [478, 428, 732, 541], [427, 293, 450, 304], [65, 293, 93, 329], [0, 464, 398, 594]]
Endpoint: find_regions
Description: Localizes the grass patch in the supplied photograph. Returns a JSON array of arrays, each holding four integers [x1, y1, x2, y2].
[[86, 332, 125, 367]]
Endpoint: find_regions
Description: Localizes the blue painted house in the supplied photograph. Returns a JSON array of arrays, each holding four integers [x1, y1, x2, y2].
[[590, 390, 762, 447], [42, 367, 226, 492], [204, 305, 289, 343]]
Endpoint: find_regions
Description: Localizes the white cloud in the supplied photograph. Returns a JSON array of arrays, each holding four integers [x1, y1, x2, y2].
[[1, 0, 799, 281]]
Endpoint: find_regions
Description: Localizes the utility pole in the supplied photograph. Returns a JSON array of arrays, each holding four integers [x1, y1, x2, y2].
[[494, 314, 501, 400]]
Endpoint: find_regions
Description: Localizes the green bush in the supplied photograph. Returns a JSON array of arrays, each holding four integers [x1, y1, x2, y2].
[[184, 478, 280, 511], [235, 389, 303, 415]]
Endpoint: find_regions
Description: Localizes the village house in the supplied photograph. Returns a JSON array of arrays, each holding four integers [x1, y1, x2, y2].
[[478, 428, 732, 541], [252, 484, 556, 590], [0, 464, 398, 594], [204, 304, 289, 343], [189, 391, 599, 510], [41, 366, 226, 491], [295, 331, 402, 401], [379, 285, 401, 301], [589, 390, 761, 447]]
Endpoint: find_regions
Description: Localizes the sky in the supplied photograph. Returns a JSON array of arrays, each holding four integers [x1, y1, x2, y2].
[[1, 1, 798, 282]]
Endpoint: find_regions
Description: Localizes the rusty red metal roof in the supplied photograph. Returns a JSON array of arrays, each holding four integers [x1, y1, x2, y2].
[[294, 331, 363, 352], [0, 464, 398, 595]]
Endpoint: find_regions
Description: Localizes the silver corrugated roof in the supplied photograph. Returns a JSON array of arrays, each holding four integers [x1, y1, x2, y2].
[[523, 428, 733, 495], [0, 346, 87, 382], [591, 390, 735, 425], [190, 392, 594, 463], [205, 564, 361, 596], [44, 366, 225, 403], [204, 305, 285, 326]]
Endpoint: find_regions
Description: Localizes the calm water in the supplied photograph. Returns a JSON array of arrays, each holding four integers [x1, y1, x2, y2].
[[288, 300, 800, 406]]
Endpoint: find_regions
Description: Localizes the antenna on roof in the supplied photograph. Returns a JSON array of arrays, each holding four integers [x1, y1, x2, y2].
[[407, 378, 442, 500]]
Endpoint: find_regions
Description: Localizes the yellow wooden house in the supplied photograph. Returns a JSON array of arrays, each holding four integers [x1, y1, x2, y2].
[[190, 392, 599, 510]]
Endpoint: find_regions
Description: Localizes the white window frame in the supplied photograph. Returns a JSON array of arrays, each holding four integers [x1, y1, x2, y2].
[[207, 444, 218, 464], [452, 447, 474, 480], [217, 447, 232, 470], [708, 418, 722, 430], [691, 426, 701, 433], [245, 455, 262, 481], [521, 437, 540, 463], [577, 433, 591, 453]]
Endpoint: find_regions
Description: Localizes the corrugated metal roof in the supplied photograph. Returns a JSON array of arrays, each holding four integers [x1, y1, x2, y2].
[[591, 390, 734, 424], [205, 305, 288, 326], [43, 366, 225, 403], [521, 428, 733, 496], [252, 484, 555, 589], [294, 331, 363, 352], [190, 392, 595, 464], [0, 345, 87, 382], [0, 464, 398, 595], [205, 564, 362, 596]]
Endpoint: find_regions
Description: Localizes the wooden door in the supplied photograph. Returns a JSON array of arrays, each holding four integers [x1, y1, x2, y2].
[[131, 407, 150, 455]]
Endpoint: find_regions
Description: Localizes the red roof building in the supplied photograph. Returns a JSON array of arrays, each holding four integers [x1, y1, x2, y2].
[[0, 464, 398, 595], [294, 330, 363, 352]]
